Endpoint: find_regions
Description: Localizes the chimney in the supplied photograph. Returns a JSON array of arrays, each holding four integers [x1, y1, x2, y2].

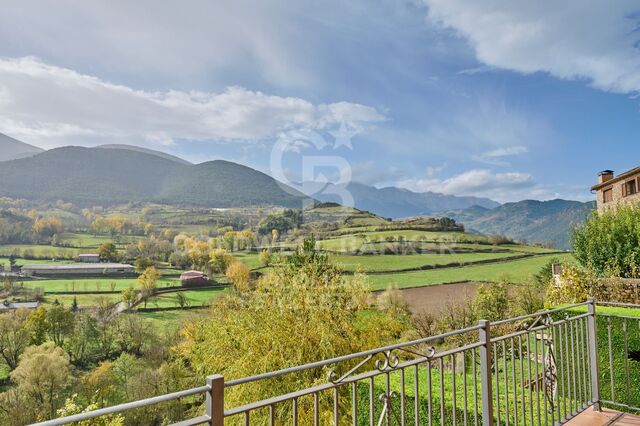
[[598, 170, 614, 184]]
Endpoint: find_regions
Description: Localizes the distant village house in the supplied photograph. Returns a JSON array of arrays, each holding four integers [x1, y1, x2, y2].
[[592, 168, 640, 213], [180, 270, 209, 286]]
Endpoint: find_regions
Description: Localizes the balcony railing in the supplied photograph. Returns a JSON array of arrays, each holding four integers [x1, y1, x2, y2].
[[32, 299, 640, 425]]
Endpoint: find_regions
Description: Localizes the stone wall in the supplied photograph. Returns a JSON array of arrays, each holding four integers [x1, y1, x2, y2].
[[596, 176, 640, 214]]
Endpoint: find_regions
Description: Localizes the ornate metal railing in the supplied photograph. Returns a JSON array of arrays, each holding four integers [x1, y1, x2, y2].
[[33, 299, 638, 426]]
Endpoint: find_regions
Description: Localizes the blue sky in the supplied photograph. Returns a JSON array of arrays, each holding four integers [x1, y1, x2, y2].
[[1, 1, 639, 202]]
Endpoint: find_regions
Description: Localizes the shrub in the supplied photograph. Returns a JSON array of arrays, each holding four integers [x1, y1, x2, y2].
[[572, 206, 640, 278], [258, 249, 272, 267], [473, 278, 510, 322]]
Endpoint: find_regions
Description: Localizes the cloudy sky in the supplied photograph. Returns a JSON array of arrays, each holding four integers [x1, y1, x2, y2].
[[1, 0, 640, 202]]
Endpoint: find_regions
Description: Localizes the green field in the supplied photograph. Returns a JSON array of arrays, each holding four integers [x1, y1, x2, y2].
[[136, 310, 206, 330], [23, 276, 179, 292], [366, 253, 573, 290], [43, 293, 121, 307], [0, 244, 80, 259], [145, 287, 228, 308], [60, 232, 141, 248], [331, 252, 529, 273], [316, 230, 491, 252], [232, 252, 263, 270]]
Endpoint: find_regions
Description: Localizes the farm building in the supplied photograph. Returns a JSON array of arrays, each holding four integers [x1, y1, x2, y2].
[[180, 270, 209, 286], [78, 253, 100, 263], [21, 263, 134, 276], [0, 301, 40, 311]]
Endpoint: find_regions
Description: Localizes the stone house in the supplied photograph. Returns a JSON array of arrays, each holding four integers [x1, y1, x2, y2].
[[591, 167, 640, 213]]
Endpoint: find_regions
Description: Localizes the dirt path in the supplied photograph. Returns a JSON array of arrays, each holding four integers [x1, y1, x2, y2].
[[396, 281, 482, 315]]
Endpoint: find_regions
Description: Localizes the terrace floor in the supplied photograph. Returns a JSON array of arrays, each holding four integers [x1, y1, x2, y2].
[[566, 407, 640, 425]]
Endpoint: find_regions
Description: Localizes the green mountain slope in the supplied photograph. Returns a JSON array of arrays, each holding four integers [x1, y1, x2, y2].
[[0, 133, 44, 161], [97, 144, 192, 165], [159, 160, 307, 207], [0, 146, 308, 208], [447, 199, 595, 249]]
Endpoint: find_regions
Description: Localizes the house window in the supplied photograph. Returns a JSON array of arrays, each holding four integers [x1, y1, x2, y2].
[[603, 188, 613, 203], [623, 179, 637, 197]]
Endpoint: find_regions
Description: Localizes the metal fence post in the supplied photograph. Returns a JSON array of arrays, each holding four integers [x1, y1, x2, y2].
[[479, 319, 494, 426], [587, 298, 601, 411], [206, 374, 225, 426]]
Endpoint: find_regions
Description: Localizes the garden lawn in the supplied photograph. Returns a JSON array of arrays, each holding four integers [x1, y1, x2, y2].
[[366, 253, 574, 290]]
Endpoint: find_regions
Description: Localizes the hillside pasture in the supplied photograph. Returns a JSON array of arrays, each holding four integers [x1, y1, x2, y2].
[[366, 253, 574, 290], [22, 276, 178, 293], [331, 252, 528, 273], [0, 244, 80, 259]]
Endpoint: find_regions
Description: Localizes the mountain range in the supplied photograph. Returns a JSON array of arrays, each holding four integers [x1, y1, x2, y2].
[[310, 182, 499, 218], [0, 145, 308, 208], [0, 135, 595, 247], [0, 133, 44, 161], [446, 199, 595, 249]]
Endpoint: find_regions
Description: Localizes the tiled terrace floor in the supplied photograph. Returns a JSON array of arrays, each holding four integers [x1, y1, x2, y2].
[[566, 407, 640, 425]]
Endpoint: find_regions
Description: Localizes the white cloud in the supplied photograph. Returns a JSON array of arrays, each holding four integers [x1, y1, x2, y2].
[[0, 57, 384, 149], [425, 0, 640, 94], [473, 145, 528, 166], [398, 169, 536, 202]]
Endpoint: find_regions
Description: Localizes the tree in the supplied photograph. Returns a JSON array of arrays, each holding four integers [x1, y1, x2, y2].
[[64, 313, 99, 366], [0, 309, 32, 370], [225, 261, 251, 291], [46, 305, 75, 347], [208, 248, 233, 274], [111, 352, 144, 400], [27, 306, 48, 345], [98, 242, 119, 263], [10, 343, 71, 419], [138, 267, 159, 308], [134, 257, 154, 274], [573, 206, 640, 278], [56, 394, 124, 426], [32, 216, 64, 241], [175, 292, 189, 308], [473, 278, 511, 322], [121, 287, 137, 311], [178, 237, 408, 424]]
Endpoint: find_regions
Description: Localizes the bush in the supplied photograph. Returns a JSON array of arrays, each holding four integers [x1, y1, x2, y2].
[[573, 206, 640, 278], [473, 278, 510, 322]]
